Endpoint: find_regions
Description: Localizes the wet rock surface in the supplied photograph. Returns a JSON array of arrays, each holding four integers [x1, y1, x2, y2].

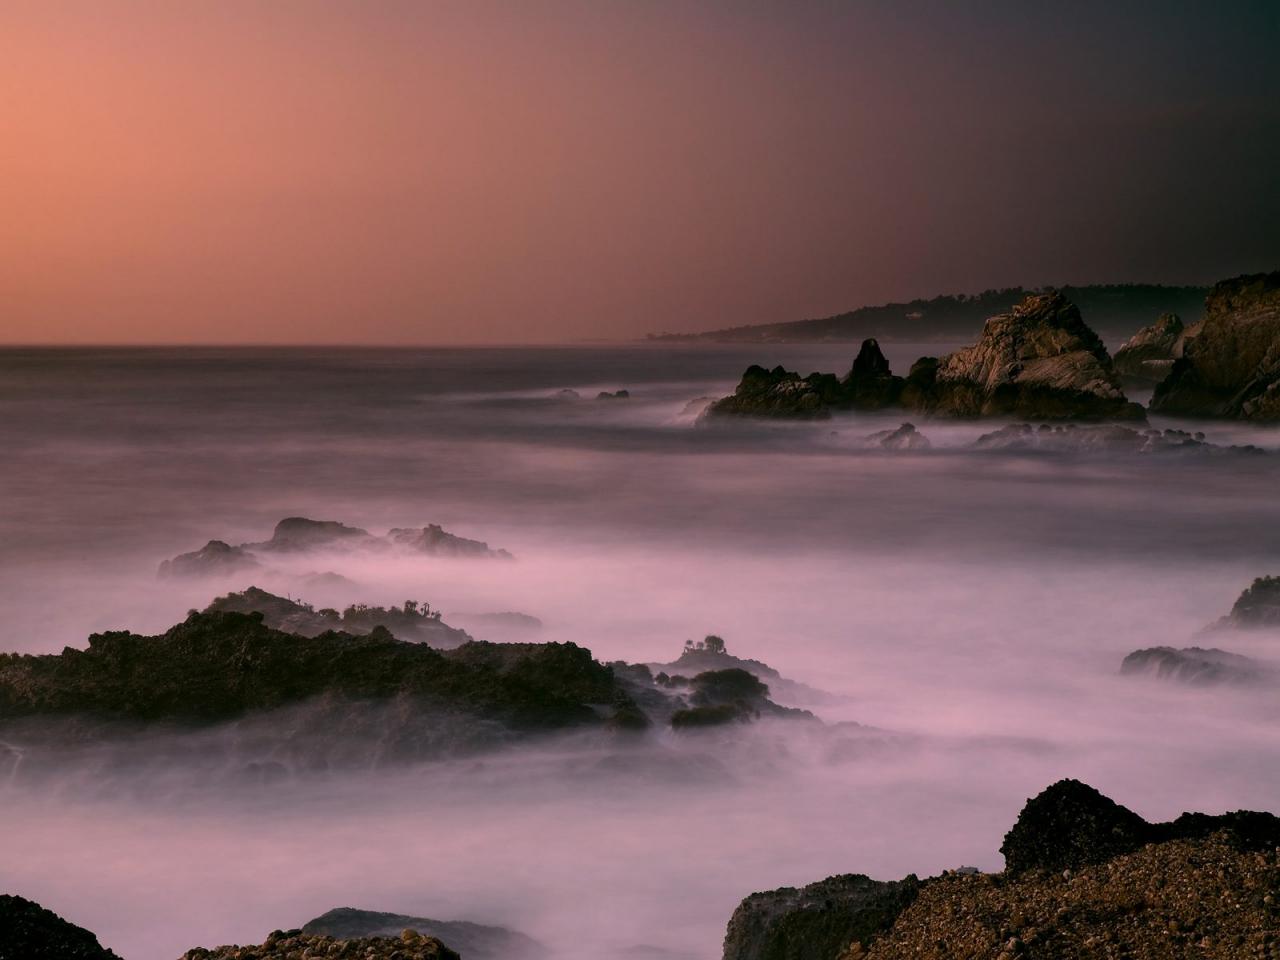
[[301, 907, 547, 960], [1151, 271, 1280, 420], [180, 928, 460, 960], [0, 894, 121, 960]]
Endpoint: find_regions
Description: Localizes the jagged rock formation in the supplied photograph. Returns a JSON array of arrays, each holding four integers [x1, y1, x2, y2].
[[721, 874, 920, 960], [0, 894, 121, 960], [1151, 271, 1280, 420], [160, 516, 514, 576], [158, 539, 262, 578], [386, 524, 513, 559], [302, 907, 547, 960], [597, 389, 631, 400], [181, 928, 459, 960], [864, 423, 930, 450], [970, 423, 1262, 455], [907, 292, 1144, 420], [1207, 576, 1280, 631], [708, 340, 905, 418], [843, 340, 905, 410], [1121, 646, 1267, 686], [1112, 313, 1190, 383], [706, 364, 844, 418], [205, 587, 474, 647]]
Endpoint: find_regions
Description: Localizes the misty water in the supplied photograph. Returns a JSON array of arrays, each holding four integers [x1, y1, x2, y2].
[[3, 344, 1280, 960]]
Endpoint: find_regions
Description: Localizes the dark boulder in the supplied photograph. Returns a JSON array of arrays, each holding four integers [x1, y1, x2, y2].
[[843, 339, 904, 410], [721, 873, 920, 960], [707, 365, 841, 419], [865, 423, 930, 451], [1151, 271, 1280, 420], [907, 292, 1143, 420], [0, 894, 121, 960]]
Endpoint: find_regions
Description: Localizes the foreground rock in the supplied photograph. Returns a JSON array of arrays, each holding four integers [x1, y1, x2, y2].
[[864, 423, 930, 450], [1112, 312, 1191, 383], [725, 779, 1280, 960], [970, 423, 1262, 455], [160, 516, 512, 577], [856, 835, 1280, 959], [0, 894, 121, 960], [908, 292, 1143, 420], [181, 929, 459, 960], [1121, 646, 1267, 685], [722, 874, 920, 960], [206, 587, 474, 647], [303, 907, 547, 960], [1151, 271, 1280, 420]]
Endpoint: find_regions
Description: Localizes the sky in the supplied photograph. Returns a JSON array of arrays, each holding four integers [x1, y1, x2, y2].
[[1, 0, 1278, 345]]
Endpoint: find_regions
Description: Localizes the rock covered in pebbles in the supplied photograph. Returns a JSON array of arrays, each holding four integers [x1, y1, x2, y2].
[[180, 928, 460, 960]]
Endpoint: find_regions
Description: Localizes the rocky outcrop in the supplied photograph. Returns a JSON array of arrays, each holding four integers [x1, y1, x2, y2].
[[160, 516, 514, 575], [386, 524, 513, 559], [181, 929, 459, 960], [864, 423, 930, 450], [1151, 271, 1280, 420], [1121, 646, 1267, 685], [1112, 313, 1190, 383], [722, 874, 921, 960], [1208, 576, 1280, 631], [205, 587, 474, 647], [302, 907, 547, 960], [0, 610, 623, 735], [908, 292, 1143, 420], [157, 539, 262, 579], [855, 835, 1280, 959], [597, 389, 631, 400], [1000, 779, 1280, 875], [708, 340, 906, 418], [648, 638, 833, 707], [707, 364, 844, 418], [970, 423, 1263, 455], [842, 340, 905, 410], [729, 780, 1280, 960], [0, 894, 121, 960]]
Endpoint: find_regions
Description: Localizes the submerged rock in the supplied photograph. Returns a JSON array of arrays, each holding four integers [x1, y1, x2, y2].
[[386, 523, 513, 559], [1121, 646, 1267, 685], [1112, 312, 1189, 383], [865, 423, 930, 450], [157, 539, 262, 579], [597, 389, 631, 400], [302, 907, 547, 960], [909, 292, 1143, 420], [1151, 271, 1280, 420], [970, 422, 1262, 455], [0, 894, 121, 960], [721, 873, 921, 960]]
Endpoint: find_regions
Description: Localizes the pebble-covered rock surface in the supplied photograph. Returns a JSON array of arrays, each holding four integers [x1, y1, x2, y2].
[[847, 835, 1280, 959], [179, 928, 460, 960]]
